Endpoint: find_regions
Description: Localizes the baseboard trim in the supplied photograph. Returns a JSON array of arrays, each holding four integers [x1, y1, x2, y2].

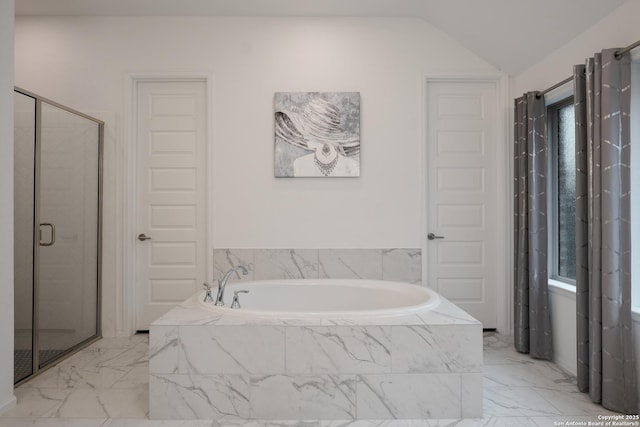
[[0, 393, 16, 415]]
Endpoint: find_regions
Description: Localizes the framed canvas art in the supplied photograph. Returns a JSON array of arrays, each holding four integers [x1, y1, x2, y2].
[[274, 92, 360, 177]]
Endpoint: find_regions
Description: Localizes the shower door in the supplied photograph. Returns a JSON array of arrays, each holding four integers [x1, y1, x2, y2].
[[14, 88, 103, 384], [13, 91, 36, 383], [37, 100, 101, 365]]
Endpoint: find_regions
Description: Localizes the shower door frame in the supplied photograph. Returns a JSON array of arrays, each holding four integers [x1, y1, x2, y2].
[[14, 87, 104, 386]]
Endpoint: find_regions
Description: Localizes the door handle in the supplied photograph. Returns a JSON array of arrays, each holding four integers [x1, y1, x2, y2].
[[427, 232, 445, 240], [39, 223, 56, 246], [137, 233, 152, 241]]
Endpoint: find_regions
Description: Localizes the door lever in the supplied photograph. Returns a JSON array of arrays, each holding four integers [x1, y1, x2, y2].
[[427, 232, 445, 240], [137, 233, 152, 241]]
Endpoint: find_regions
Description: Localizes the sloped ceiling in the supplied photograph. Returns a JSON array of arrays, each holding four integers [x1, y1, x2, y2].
[[14, 0, 628, 75]]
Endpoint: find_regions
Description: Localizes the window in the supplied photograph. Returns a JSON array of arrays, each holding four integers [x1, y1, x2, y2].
[[548, 98, 576, 283]]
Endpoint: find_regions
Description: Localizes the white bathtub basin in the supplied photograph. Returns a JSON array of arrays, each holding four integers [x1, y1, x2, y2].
[[198, 279, 440, 318]]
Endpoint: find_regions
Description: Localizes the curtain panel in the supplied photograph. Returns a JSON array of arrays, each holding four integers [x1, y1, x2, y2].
[[513, 92, 553, 360], [574, 48, 637, 414]]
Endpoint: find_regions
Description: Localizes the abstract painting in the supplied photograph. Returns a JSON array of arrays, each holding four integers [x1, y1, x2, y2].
[[274, 92, 360, 177]]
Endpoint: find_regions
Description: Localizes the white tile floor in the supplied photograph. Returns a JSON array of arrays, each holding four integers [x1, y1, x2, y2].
[[0, 332, 622, 426]]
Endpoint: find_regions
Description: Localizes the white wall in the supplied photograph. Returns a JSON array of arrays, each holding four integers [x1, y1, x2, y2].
[[0, 0, 17, 415], [14, 16, 497, 249], [513, 0, 640, 377], [514, 1, 640, 96], [14, 16, 500, 336]]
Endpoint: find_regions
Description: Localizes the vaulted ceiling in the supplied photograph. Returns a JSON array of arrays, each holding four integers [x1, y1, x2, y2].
[[14, 0, 628, 75]]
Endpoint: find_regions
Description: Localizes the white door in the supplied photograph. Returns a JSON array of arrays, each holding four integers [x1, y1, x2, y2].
[[426, 80, 499, 328], [135, 80, 208, 330]]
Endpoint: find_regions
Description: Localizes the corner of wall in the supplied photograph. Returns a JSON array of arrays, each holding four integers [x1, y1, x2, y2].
[[0, 0, 16, 415]]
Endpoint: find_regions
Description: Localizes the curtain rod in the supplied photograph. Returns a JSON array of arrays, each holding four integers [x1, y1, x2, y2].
[[537, 38, 640, 97], [538, 75, 574, 97], [615, 39, 640, 59]]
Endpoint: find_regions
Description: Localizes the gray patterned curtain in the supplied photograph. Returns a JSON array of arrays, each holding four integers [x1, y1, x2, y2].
[[574, 48, 638, 414], [513, 92, 553, 360]]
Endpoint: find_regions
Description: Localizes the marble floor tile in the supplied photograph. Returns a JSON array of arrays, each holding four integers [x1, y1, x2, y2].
[[0, 419, 107, 427], [484, 386, 562, 417], [21, 365, 131, 389], [91, 346, 148, 368], [53, 385, 148, 418], [530, 387, 620, 416], [112, 365, 149, 389], [1, 387, 70, 418], [103, 421, 219, 427], [483, 361, 576, 390], [2, 332, 624, 425], [483, 347, 536, 366]]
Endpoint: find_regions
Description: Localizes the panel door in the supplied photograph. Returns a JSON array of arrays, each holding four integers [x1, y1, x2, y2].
[[426, 80, 499, 328], [135, 80, 208, 330]]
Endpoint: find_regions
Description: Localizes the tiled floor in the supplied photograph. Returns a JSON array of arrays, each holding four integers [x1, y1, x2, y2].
[[0, 332, 621, 426]]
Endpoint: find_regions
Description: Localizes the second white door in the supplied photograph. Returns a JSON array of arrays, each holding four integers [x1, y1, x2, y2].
[[135, 80, 208, 330], [426, 80, 500, 328]]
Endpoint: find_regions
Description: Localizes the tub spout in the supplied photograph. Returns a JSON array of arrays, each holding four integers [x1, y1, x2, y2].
[[215, 265, 248, 306]]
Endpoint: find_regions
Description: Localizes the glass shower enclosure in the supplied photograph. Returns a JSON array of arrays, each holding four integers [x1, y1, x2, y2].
[[14, 88, 103, 385]]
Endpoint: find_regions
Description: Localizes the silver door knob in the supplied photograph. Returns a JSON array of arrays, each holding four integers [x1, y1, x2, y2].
[[427, 232, 445, 240], [137, 233, 152, 241]]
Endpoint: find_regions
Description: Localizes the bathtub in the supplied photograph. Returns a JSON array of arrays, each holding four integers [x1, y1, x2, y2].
[[199, 279, 440, 318], [150, 279, 482, 421]]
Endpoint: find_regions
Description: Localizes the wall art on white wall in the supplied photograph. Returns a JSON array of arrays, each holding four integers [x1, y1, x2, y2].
[[274, 92, 360, 177]]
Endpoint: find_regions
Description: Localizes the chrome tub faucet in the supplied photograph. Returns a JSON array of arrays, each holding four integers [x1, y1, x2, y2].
[[203, 283, 215, 302], [215, 265, 248, 306], [230, 290, 249, 309]]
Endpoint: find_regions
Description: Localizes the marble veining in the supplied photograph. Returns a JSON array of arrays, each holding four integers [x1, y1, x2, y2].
[[213, 249, 255, 282], [150, 374, 249, 420], [392, 324, 482, 373], [149, 284, 483, 421], [254, 249, 318, 279], [213, 248, 422, 284], [177, 326, 285, 374], [285, 326, 391, 374], [356, 374, 461, 419], [1, 331, 623, 426], [381, 249, 422, 284], [250, 374, 356, 420], [318, 249, 383, 280]]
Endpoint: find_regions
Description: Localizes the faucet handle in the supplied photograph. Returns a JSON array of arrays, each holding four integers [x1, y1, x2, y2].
[[230, 290, 249, 309], [203, 282, 214, 302]]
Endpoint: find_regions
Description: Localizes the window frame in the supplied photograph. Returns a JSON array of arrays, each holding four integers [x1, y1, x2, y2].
[[547, 96, 577, 286]]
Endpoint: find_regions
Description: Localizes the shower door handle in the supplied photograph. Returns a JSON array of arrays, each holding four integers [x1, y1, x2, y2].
[[39, 223, 56, 246]]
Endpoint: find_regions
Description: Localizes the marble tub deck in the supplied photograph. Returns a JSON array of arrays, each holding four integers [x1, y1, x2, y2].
[[0, 331, 621, 426], [149, 292, 484, 421]]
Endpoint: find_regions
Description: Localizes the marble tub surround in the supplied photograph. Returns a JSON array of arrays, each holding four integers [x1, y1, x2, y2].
[[212, 248, 422, 284], [149, 289, 482, 421]]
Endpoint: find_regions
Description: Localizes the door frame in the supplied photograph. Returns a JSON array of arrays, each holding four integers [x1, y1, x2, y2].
[[121, 73, 214, 335], [422, 74, 512, 334]]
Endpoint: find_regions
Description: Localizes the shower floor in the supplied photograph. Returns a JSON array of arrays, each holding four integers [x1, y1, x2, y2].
[[14, 349, 65, 383]]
